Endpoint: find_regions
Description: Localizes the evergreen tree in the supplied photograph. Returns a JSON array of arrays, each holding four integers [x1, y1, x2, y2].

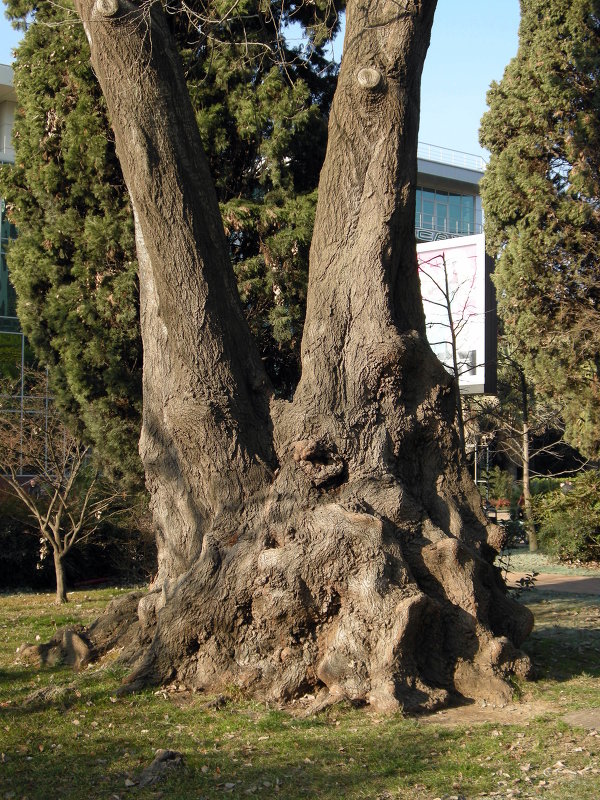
[[0, 0, 338, 482], [480, 0, 600, 458], [0, 6, 142, 483]]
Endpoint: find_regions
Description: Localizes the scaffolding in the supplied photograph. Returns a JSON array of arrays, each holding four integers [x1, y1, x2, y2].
[[0, 317, 53, 477]]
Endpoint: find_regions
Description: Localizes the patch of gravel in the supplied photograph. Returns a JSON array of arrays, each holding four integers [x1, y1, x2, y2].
[[498, 548, 600, 576]]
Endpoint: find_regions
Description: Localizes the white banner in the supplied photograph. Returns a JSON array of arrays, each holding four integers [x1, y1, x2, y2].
[[417, 233, 491, 394]]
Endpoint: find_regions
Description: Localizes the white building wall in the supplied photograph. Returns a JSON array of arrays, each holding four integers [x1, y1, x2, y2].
[[0, 102, 16, 163], [0, 64, 16, 165]]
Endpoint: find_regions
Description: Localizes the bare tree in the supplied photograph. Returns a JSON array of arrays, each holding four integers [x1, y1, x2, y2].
[[0, 372, 123, 603], [466, 348, 589, 551], [418, 252, 482, 454], [68, 0, 533, 711]]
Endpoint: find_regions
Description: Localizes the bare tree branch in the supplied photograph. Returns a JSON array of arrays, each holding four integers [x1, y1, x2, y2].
[[0, 370, 126, 603]]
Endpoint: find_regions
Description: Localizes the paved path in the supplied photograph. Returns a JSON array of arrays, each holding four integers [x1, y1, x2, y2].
[[508, 571, 600, 595]]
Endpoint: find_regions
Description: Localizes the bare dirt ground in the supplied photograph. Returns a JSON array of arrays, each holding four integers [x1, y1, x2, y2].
[[416, 699, 559, 728]]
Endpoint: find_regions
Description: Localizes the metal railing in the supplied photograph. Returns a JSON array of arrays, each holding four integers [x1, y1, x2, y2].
[[0, 321, 52, 476], [418, 142, 486, 173], [415, 213, 484, 237]]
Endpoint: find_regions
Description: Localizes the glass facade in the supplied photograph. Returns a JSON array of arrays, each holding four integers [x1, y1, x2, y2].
[[0, 198, 17, 319], [415, 187, 481, 239]]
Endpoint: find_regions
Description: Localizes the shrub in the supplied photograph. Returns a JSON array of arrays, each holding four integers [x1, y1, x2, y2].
[[534, 470, 600, 562], [530, 476, 562, 496], [488, 467, 515, 502]]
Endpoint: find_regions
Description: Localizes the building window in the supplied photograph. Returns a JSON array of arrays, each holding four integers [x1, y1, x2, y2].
[[0, 199, 17, 319], [415, 188, 479, 237]]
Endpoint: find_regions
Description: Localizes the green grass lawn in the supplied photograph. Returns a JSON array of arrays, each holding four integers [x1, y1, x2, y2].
[[2, 588, 600, 799]]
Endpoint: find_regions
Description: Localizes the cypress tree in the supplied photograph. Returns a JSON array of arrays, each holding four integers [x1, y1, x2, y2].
[[0, 5, 142, 483], [480, 0, 600, 458], [0, 0, 338, 481]]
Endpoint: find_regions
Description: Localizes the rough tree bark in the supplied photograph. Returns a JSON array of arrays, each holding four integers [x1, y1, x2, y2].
[[74, 0, 533, 712], [519, 369, 538, 552]]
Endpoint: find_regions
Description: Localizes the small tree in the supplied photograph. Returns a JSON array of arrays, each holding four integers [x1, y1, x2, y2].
[[466, 345, 589, 551], [0, 372, 123, 603], [418, 252, 482, 454]]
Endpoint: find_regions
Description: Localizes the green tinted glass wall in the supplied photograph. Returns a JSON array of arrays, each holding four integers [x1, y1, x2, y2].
[[415, 188, 477, 237], [0, 198, 17, 319]]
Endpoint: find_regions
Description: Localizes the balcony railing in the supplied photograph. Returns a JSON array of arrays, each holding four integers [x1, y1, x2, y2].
[[418, 142, 486, 173], [415, 213, 484, 239]]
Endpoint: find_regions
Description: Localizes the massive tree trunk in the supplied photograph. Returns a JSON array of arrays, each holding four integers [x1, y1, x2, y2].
[[75, 0, 533, 712]]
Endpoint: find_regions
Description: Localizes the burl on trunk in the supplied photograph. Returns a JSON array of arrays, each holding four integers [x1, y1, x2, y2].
[[76, 0, 533, 712]]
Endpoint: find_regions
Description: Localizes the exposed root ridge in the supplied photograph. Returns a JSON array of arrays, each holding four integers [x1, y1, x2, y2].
[[87, 474, 534, 714]]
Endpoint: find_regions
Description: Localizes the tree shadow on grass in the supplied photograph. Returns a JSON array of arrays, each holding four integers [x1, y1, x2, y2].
[[0, 717, 468, 800], [0, 667, 38, 686], [0, 662, 124, 717], [522, 594, 600, 682]]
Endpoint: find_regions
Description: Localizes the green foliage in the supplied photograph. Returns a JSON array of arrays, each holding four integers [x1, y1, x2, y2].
[[530, 476, 563, 496], [480, 0, 600, 458], [481, 466, 519, 505], [0, 5, 142, 484], [225, 189, 316, 392], [534, 470, 600, 561], [0, 332, 34, 378], [0, 1, 338, 481]]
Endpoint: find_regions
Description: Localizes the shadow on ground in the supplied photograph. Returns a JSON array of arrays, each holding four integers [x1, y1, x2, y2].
[[522, 593, 600, 681]]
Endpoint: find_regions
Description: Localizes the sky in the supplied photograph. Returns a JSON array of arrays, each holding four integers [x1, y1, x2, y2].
[[0, 1, 521, 158], [0, 11, 19, 64], [420, 1, 521, 158]]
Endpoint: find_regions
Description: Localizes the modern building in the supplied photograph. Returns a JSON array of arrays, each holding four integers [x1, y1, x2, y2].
[[0, 64, 17, 324], [416, 143, 496, 396], [0, 64, 15, 164], [416, 142, 485, 243]]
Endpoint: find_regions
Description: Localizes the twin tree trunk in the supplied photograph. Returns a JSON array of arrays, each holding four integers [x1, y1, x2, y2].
[[76, 0, 533, 711]]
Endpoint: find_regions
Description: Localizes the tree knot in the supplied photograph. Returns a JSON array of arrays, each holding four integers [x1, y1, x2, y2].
[[357, 68, 383, 91], [291, 438, 345, 488], [93, 0, 120, 17]]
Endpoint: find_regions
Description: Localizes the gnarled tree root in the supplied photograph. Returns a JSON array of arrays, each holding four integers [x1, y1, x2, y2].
[[86, 475, 533, 714]]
